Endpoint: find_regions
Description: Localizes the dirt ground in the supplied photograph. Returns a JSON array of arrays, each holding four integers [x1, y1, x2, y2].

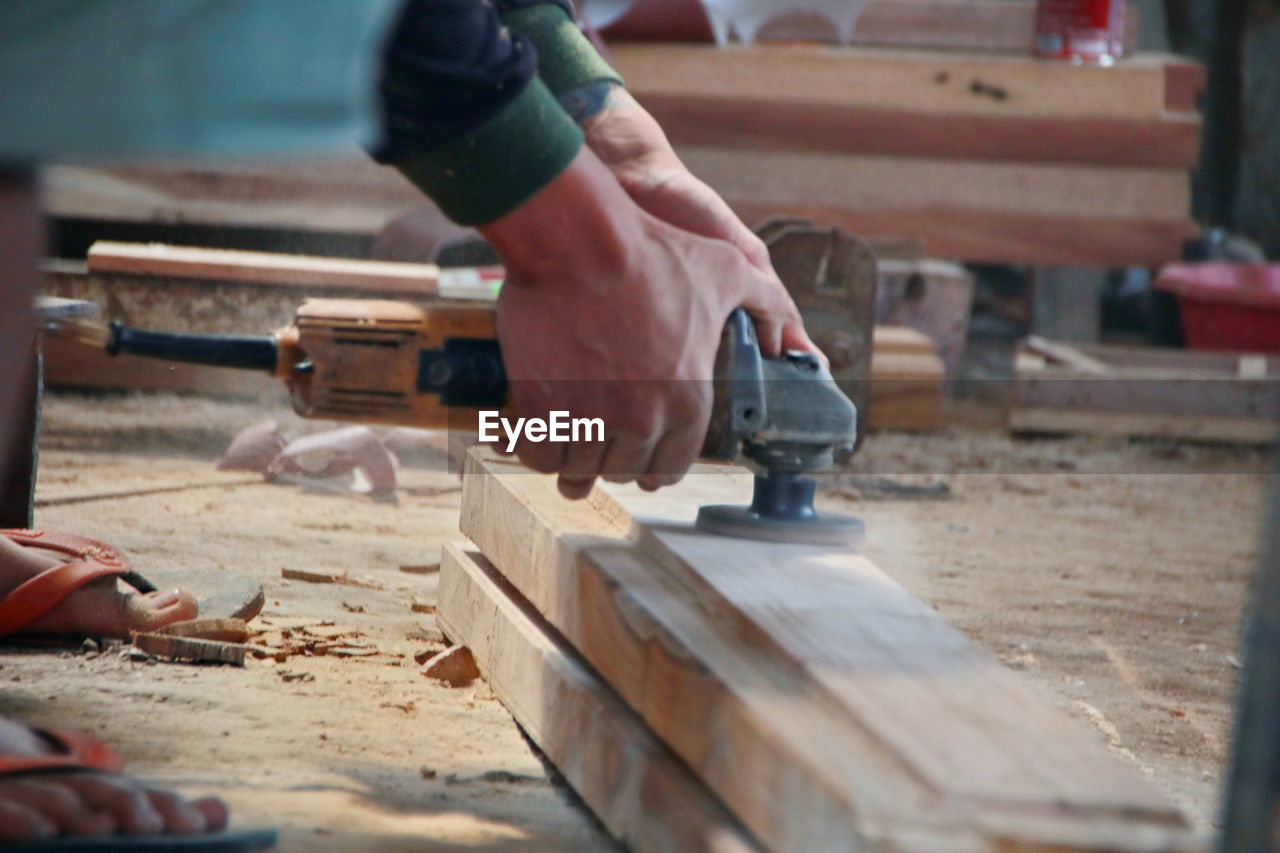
[[2, 391, 1271, 850]]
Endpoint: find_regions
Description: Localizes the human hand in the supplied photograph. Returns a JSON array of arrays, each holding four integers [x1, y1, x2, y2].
[[477, 148, 805, 498], [569, 84, 820, 358]]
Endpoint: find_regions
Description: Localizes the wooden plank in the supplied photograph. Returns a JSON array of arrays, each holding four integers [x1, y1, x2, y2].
[[871, 325, 937, 356], [1072, 343, 1280, 376], [459, 448, 1191, 852], [641, 95, 1200, 166], [610, 45, 1199, 121], [675, 148, 1194, 265], [87, 242, 443, 296], [870, 342, 946, 431], [677, 149, 1189, 221], [1009, 406, 1278, 444], [1014, 371, 1280, 420], [1023, 335, 1112, 374], [1010, 342, 1280, 443], [723, 204, 1197, 267], [437, 542, 764, 853], [43, 160, 417, 234]]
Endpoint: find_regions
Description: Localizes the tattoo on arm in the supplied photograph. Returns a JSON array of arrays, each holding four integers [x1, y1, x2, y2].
[[557, 80, 619, 123]]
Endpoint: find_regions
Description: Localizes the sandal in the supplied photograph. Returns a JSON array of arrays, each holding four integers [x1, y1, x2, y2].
[[0, 530, 264, 638], [0, 728, 277, 851]]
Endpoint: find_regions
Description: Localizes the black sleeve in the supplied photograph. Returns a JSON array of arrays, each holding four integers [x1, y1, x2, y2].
[[374, 0, 545, 160]]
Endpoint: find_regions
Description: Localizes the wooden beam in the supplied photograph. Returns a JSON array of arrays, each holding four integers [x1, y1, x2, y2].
[[1009, 406, 1279, 444], [722, 204, 1197, 267], [675, 149, 1195, 265], [43, 160, 418, 234], [870, 333, 946, 430], [610, 45, 1200, 122], [1010, 342, 1280, 444], [641, 95, 1200, 167], [677, 149, 1189, 221], [459, 448, 1191, 852], [437, 542, 764, 853], [86, 242, 447, 296]]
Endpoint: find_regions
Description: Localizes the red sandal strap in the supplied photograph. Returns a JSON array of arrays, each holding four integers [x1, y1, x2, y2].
[[0, 559, 130, 637], [42, 728, 124, 772], [0, 728, 124, 777], [1, 529, 128, 570]]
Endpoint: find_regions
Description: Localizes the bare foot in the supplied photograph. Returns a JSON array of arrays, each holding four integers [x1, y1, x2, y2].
[[0, 536, 197, 639], [0, 717, 228, 843]]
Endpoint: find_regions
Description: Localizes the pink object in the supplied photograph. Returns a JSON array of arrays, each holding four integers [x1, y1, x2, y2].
[[1155, 263, 1280, 353], [270, 426, 398, 500], [217, 420, 287, 472]]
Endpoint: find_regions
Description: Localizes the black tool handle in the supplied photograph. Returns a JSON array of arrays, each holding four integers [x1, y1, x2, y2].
[[107, 322, 278, 372]]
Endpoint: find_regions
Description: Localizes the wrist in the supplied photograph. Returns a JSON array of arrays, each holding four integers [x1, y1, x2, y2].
[[579, 87, 678, 169], [477, 147, 641, 284]]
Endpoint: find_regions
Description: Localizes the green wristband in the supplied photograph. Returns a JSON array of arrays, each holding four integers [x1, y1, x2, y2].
[[501, 5, 623, 96], [392, 78, 583, 226]]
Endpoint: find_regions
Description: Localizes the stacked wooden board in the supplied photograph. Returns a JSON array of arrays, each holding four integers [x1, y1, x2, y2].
[[1010, 337, 1280, 444], [607, 44, 1203, 267], [42, 242, 949, 431], [438, 447, 1195, 851], [869, 325, 946, 430]]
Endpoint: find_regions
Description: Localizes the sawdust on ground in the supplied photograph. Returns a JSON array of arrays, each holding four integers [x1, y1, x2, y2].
[[2, 392, 1270, 849]]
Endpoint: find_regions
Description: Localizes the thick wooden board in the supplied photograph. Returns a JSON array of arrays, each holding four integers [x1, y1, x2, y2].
[[724, 204, 1196, 267], [437, 542, 763, 853], [1008, 406, 1279, 444], [1010, 340, 1280, 444], [870, 339, 947, 430], [617, 43, 1201, 169], [87, 242, 442, 295], [643, 95, 1200, 166], [43, 160, 417, 234], [870, 325, 937, 356], [674, 148, 1193, 266], [459, 448, 1190, 852], [677, 149, 1189, 221], [610, 45, 1202, 121]]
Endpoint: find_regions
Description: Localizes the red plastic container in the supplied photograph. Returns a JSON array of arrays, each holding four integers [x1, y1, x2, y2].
[[1155, 263, 1280, 353], [1033, 0, 1127, 63]]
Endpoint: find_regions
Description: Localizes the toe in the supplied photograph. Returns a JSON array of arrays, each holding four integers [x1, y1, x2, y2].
[[126, 587, 200, 633], [191, 796, 229, 832], [0, 798, 57, 842], [0, 779, 112, 837], [59, 774, 165, 835], [145, 788, 208, 835]]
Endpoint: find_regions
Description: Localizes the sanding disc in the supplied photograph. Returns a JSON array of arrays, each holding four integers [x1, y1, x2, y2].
[[695, 504, 865, 547]]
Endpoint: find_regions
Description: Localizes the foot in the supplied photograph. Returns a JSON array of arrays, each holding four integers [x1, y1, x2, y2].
[[0, 717, 228, 843], [0, 536, 197, 639]]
